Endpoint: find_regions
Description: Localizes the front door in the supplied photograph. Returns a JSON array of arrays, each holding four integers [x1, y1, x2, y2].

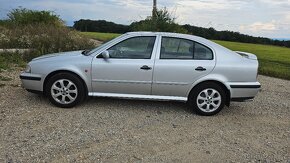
[[91, 36, 157, 95]]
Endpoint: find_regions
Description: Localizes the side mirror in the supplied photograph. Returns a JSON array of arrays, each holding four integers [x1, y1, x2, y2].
[[101, 50, 110, 59]]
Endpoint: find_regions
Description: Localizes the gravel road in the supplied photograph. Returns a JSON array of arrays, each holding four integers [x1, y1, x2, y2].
[[0, 69, 289, 162]]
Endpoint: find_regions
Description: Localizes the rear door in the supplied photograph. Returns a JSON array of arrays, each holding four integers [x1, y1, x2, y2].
[[152, 36, 216, 97]]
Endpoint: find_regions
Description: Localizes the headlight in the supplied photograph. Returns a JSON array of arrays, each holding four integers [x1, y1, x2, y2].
[[24, 65, 31, 73]]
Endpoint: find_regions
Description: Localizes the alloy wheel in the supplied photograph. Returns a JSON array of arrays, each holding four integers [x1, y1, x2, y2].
[[50, 79, 78, 104], [196, 88, 221, 113]]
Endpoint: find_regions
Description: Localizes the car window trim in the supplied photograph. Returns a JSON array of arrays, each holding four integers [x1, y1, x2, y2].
[[160, 36, 214, 60], [98, 36, 157, 60]]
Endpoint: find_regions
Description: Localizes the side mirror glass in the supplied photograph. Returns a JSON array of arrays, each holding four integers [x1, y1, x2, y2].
[[101, 50, 110, 59]]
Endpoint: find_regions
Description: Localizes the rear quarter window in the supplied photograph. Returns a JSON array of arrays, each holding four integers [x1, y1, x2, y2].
[[194, 42, 213, 60]]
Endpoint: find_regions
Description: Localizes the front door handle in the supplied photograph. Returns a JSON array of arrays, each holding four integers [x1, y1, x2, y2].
[[195, 66, 206, 71], [140, 65, 152, 70]]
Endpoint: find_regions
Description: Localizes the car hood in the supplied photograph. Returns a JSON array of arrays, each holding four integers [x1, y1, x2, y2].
[[32, 50, 83, 61]]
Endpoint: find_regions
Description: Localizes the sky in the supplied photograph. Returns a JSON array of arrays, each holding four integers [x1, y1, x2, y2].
[[0, 0, 290, 39]]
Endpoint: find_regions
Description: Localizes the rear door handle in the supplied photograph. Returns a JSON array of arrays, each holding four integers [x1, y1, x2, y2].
[[140, 65, 152, 70], [195, 66, 206, 71]]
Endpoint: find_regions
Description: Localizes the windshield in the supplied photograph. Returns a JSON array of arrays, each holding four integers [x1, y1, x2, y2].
[[86, 35, 125, 56]]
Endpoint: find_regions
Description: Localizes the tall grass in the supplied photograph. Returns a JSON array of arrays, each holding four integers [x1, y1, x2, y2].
[[0, 24, 96, 71], [0, 24, 95, 55], [0, 8, 96, 72], [0, 52, 27, 70]]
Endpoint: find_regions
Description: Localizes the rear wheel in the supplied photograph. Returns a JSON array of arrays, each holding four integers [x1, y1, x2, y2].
[[46, 73, 85, 108], [188, 82, 226, 116]]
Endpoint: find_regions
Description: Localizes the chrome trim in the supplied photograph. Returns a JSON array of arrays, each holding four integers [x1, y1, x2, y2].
[[154, 81, 189, 85], [88, 92, 187, 101], [92, 79, 151, 84], [92, 79, 189, 86]]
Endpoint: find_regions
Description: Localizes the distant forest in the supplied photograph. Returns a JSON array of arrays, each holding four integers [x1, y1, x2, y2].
[[73, 19, 290, 48]]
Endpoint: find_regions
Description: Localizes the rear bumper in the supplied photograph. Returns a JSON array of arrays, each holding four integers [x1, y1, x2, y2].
[[227, 82, 261, 100], [20, 73, 43, 92]]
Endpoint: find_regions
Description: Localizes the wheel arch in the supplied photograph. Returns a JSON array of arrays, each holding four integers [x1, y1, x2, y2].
[[43, 70, 88, 96], [188, 80, 231, 107]]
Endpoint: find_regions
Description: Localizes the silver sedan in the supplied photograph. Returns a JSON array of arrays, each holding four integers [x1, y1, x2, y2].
[[20, 32, 261, 115]]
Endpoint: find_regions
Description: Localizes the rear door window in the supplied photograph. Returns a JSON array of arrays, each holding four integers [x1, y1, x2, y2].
[[160, 37, 213, 60], [160, 37, 194, 59]]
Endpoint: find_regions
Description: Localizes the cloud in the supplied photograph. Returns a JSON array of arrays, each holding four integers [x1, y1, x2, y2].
[[240, 21, 277, 32], [0, 0, 289, 38]]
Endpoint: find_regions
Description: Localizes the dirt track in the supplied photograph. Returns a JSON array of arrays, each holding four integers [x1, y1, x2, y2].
[[0, 69, 289, 162]]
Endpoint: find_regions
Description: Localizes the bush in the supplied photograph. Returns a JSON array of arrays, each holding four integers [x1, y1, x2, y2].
[[6, 7, 63, 27], [0, 8, 97, 71], [0, 24, 95, 55], [0, 8, 96, 57], [131, 8, 187, 33]]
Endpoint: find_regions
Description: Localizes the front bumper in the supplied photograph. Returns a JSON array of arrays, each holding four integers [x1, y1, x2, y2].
[[20, 73, 43, 92]]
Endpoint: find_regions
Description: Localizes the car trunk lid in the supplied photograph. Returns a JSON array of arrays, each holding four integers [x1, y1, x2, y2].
[[235, 51, 258, 60]]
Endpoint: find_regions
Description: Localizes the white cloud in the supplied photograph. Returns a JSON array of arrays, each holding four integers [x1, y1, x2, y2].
[[0, 0, 290, 38], [240, 21, 277, 32]]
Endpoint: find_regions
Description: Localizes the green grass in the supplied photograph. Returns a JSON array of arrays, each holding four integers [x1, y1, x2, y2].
[[214, 40, 290, 80], [81, 32, 121, 42]]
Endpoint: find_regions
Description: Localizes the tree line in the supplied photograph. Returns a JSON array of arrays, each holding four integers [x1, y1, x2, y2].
[[182, 25, 290, 48], [73, 19, 130, 33], [73, 18, 290, 48]]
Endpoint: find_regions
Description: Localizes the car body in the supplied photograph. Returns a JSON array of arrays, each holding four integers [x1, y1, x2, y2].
[[20, 32, 261, 115]]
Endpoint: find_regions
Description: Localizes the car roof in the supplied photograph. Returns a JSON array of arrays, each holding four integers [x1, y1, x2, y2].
[[125, 32, 240, 59], [127, 31, 198, 38], [126, 31, 213, 46]]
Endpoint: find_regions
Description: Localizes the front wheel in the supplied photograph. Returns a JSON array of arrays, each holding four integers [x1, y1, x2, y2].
[[46, 73, 85, 108], [188, 82, 226, 116]]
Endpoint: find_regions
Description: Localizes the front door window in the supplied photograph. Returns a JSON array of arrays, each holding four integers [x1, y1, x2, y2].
[[108, 36, 156, 59]]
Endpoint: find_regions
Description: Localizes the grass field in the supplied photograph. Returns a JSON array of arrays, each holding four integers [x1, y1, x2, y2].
[[81, 32, 121, 42], [81, 32, 290, 80], [214, 40, 290, 80]]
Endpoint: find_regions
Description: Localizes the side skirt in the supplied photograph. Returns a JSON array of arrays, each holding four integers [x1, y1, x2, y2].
[[231, 97, 255, 102], [88, 92, 187, 102], [27, 89, 43, 95]]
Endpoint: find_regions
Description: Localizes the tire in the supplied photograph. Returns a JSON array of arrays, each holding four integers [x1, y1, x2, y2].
[[46, 73, 86, 108], [188, 82, 226, 116]]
